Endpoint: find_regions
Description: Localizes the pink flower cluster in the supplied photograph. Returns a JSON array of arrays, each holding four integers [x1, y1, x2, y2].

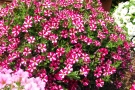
[[0, 68, 45, 90], [0, 0, 133, 89]]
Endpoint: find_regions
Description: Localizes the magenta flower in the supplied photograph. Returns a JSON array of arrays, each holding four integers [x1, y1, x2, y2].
[[26, 36, 35, 44], [80, 65, 90, 77], [81, 53, 91, 64], [96, 78, 104, 88], [34, 7, 41, 15], [94, 67, 102, 78], [49, 34, 58, 45], [21, 25, 28, 32], [37, 69, 48, 83], [23, 47, 31, 56], [29, 57, 39, 66], [61, 30, 68, 38], [63, 64, 73, 74], [110, 34, 118, 42], [34, 15, 42, 23], [112, 52, 122, 60], [8, 51, 20, 62], [70, 34, 78, 44], [42, 0, 52, 8], [37, 43, 47, 53], [23, 15, 33, 28], [98, 48, 108, 57], [81, 78, 90, 86], [93, 40, 101, 46], [47, 52, 57, 61], [11, 25, 21, 37], [50, 60, 60, 70], [56, 47, 65, 57], [97, 31, 106, 40], [44, 10, 52, 17], [55, 70, 67, 80]]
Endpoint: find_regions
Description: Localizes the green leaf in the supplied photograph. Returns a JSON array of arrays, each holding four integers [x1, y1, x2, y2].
[[112, 61, 122, 68], [67, 71, 80, 80]]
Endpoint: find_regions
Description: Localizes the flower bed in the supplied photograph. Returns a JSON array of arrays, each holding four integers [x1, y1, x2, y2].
[[0, 0, 133, 89]]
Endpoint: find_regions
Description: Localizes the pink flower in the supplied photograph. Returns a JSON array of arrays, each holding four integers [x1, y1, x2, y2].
[[114, 80, 122, 89], [34, 8, 41, 15], [20, 58, 28, 66], [55, 70, 67, 80], [33, 77, 46, 90], [112, 52, 122, 60], [110, 34, 118, 42], [42, 0, 52, 8], [119, 34, 126, 41], [89, 21, 97, 31], [11, 25, 21, 37], [23, 15, 33, 28], [103, 65, 116, 76], [37, 69, 48, 83], [74, 3, 83, 9], [102, 26, 109, 34], [60, 30, 68, 38], [23, 47, 31, 56], [0, 74, 12, 89], [98, 48, 108, 57], [80, 65, 90, 77], [97, 31, 106, 40], [63, 64, 73, 74], [38, 29, 51, 39], [29, 57, 40, 66], [24, 81, 41, 90], [47, 52, 57, 61], [98, 19, 105, 26], [93, 40, 101, 46], [37, 43, 47, 53], [94, 67, 102, 78], [81, 78, 90, 86], [123, 41, 130, 50], [44, 10, 52, 16], [8, 51, 20, 62], [13, 69, 29, 82], [0, 42, 6, 54], [96, 78, 104, 88], [69, 28, 77, 36], [1, 25, 9, 37], [81, 53, 91, 64], [34, 15, 42, 23], [21, 25, 28, 32], [56, 47, 65, 57], [26, 36, 35, 43], [65, 53, 78, 64], [50, 60, 60, 70], [49, 34, 58, 44], [70, 34, 78, 44]]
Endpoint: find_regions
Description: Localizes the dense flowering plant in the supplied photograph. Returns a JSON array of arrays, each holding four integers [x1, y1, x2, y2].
[[112, 0, 135, 45], [0, 0, 133, 89], [0, 67, 45, 90]]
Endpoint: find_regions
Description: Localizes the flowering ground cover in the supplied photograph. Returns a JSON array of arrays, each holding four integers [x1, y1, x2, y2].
[[0, 0, 134, 90]]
